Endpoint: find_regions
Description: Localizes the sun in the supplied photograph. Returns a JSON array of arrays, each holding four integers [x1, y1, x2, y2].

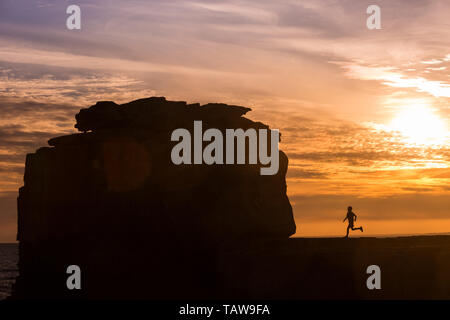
[[390, 104, 448, 146]]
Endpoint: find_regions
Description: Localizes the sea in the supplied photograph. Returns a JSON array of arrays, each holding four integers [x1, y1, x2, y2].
[[0, 244, 18, 300]]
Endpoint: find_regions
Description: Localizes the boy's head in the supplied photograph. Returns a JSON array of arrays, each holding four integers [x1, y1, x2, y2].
[[347, 206, 352, 212]]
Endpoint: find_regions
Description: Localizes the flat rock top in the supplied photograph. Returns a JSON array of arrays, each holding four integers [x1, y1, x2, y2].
[[74, 97, 253, 133], [48, 97, 274, 147]]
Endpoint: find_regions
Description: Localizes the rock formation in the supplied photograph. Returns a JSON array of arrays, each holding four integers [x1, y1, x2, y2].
[[13, 97, 295, 299]]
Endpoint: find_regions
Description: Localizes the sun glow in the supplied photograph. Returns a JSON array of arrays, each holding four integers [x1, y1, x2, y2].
[[390, 104, 448, 146]]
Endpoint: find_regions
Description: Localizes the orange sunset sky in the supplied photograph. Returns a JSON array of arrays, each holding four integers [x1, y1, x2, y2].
[[0, 0, 449, 242]]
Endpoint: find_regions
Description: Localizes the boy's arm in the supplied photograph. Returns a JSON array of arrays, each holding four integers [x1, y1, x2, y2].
[[343, 216, 348, 222]]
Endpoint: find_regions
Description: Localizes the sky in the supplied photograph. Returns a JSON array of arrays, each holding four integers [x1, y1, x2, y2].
[[0, 0, 449, 241]]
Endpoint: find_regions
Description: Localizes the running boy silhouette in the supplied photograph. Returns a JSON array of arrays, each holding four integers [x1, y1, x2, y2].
[[343, 206, 363, 238]]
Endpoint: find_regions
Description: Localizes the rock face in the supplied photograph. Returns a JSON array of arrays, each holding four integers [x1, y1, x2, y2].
[[13, 97, 295, 299]]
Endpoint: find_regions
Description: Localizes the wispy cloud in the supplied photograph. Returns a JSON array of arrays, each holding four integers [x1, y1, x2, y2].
[[342, 62, 450, 98], [0, 67, 157, 106]]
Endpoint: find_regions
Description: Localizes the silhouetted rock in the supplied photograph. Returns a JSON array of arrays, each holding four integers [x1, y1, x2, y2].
[[13, 97, 295, 299]]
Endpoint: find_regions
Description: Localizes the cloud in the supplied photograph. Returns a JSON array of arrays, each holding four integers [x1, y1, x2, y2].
[[188, 1, 277, 23], [0, 66, 158, 106], [342, 63, 450, 98], [286, 167, 328, 179], [421, 59, 443, 65], [288, 150, 418, 166]]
